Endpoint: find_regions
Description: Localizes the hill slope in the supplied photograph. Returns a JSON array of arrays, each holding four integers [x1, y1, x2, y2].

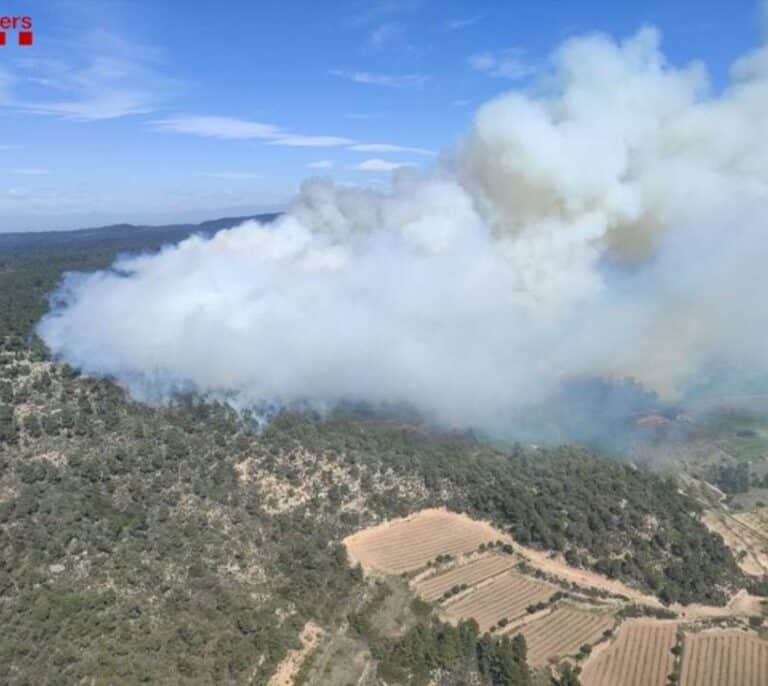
[[0, 345, 754, 683]]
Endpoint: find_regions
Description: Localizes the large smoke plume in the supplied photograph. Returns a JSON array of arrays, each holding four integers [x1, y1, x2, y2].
[[38, 27, 768, 435]]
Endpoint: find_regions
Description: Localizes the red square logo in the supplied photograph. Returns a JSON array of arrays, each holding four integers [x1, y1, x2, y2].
[[0, 32, 6, 46], [18, 31, 33, 46]]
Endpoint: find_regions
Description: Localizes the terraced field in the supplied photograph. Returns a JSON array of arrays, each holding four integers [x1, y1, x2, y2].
[[680, 629, 768, 686], [703, 510, 768, 576], [411, 554, 515, 601], [343, 508, 768, 681], [510, 606, 615, 666], [580, 619, 678, 686], [442, 571, 554, 632], [343, 508, 499, 574]]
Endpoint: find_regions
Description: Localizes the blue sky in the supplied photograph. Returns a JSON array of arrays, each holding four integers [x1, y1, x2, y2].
[[0, 0, 764, 231]]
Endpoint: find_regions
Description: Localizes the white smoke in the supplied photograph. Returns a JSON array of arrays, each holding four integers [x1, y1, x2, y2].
[[38, 27, 768, 430]]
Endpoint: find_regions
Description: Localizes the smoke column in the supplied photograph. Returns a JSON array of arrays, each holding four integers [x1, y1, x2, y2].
[[38, 27, 768, 432]]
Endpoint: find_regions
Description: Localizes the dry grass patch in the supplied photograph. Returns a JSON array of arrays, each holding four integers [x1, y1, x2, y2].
[[580, 619, 677, 686]]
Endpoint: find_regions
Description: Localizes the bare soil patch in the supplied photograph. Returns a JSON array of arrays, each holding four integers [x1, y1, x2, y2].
[[266, 620, 323, 686]]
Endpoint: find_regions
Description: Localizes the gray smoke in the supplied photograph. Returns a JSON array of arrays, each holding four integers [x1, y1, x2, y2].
[[38, 27, 768, 433]]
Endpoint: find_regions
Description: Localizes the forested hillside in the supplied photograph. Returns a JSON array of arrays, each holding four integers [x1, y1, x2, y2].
[[0, 338, 754, 683]]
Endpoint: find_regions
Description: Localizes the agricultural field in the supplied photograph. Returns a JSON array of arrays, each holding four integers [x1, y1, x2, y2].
[[511, 605, 615, 667], [703, 510, 768, 576], [680, 629, 768, 686], [442, 571, 554, 632], [411, 553, 515, 601], [343, 508, 500, 574], [342, 507, 768, 682], [580, 619, 678, 686]]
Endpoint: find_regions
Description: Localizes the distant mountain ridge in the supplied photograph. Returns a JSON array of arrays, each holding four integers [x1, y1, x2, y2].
[[0, 213, 280, 253]]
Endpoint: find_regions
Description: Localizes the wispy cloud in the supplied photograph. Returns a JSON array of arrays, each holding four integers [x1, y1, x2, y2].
[[155, 115, 429, 157], [18, 31, 180, 121], [356, 158, 411, 171], [344, 112, 383, 120], [268, 134, 354, 147], [154, 115, 351, 148], [447, 15, 484, 30], [0, 65, 15, 104], [468, 49, 538, 80], [199, 172, 262, 180], [8, 168, 50, 175], [154, 116, 280, 139], [369, 23, 404, 50], [308, 160, 334, 169], [330, 69, 426, 88], [351, 0, 424, 26], [349, 143, 432, 155]]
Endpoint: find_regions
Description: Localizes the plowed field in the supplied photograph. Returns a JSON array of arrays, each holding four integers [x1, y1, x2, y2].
[[680, 629, 768, 686], [411, 554, 515, 601], [442, 571, 553, 631], [581, 619, 677, 686], [343, 508, 499, 574]]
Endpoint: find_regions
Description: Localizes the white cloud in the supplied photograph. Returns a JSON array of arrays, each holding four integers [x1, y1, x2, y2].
[[349, 143, 433, 155], [308, 160, 334, 169], [267, 135, 353, 148], [356, 158, 410, 171], [199, 172, 262, 180], [155, 115, 352, 148], [8, 168, 50, 175], [18, 31, 180, 121], [468, 52, 495, 71], [370, 23, 403, 50], [155, 115, 431, 157], [447, 15, 483, 30], [330, 70, 426, 88], [154, 116, 281, 139], [468, 49, 538, 80], [351, 0, 424, 26], [344, 112, 383, 120], [0, 65, 15, 105]]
